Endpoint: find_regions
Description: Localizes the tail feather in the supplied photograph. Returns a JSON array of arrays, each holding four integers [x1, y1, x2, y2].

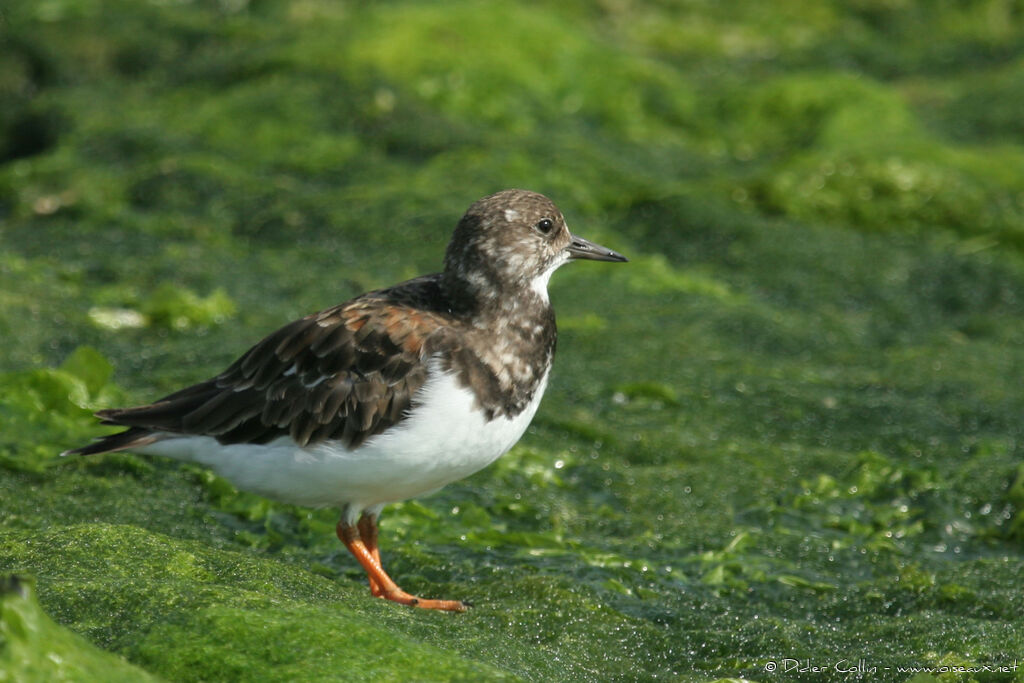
[[64, 381, 221, 457], [62, 426, 160, 457], [93, 384, 219, 430]]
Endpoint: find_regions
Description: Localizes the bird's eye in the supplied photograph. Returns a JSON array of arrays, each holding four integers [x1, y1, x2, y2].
[[535, 218, 555, 235]]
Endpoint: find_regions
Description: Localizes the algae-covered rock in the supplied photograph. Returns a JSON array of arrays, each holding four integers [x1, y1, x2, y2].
[[0, 575, 159, 682], [3, 0, 1024, 681]]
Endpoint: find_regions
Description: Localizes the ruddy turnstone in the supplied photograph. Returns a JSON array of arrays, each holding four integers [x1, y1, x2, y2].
[[65, 189, 627, 611]]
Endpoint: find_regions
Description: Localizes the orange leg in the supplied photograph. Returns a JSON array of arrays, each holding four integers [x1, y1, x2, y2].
[[336, 517, 467, 612], [357, 513, 384, 597]]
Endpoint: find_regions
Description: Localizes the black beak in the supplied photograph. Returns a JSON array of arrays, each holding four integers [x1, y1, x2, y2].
[[566, 234, 628, 263]]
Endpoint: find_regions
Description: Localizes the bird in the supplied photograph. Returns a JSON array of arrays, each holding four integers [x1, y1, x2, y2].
[[65, 189, 628, 611]]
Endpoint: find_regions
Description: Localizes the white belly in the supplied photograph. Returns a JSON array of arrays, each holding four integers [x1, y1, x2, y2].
[[138, 365, 548, 514]]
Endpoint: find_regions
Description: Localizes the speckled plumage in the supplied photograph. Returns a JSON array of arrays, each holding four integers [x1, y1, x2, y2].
[[65, 189, 627, 611]]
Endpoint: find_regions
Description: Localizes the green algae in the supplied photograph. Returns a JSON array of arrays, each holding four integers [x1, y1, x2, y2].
[[138, 284, 236, 332], [0, 347, 119, 473], [3, 0, 1024, 681], [0, 526, 514, 682], [0, 575, 158, 682]]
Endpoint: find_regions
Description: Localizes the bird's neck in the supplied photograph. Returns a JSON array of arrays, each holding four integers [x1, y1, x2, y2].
[[437, 272, 558, 420], [441, 268, 552, 326]]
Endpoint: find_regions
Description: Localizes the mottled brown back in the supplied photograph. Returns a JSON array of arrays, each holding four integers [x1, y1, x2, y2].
[[89, 276, 455, 450]]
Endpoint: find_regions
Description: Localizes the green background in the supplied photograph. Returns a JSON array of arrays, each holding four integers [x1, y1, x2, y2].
[[2, 1, 1024, 681]]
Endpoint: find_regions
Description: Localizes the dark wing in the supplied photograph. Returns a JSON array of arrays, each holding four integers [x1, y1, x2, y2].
[[71, 282, 454, 455]]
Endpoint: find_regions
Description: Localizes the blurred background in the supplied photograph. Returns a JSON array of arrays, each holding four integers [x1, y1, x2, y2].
[[2, 1, 1024, 680]]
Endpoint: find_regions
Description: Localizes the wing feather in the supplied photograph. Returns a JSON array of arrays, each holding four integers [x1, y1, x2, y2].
[[80, 276, 454, 452]]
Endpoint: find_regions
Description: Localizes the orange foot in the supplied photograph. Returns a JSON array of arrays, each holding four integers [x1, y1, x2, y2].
[[337, 515, 467, 612]]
